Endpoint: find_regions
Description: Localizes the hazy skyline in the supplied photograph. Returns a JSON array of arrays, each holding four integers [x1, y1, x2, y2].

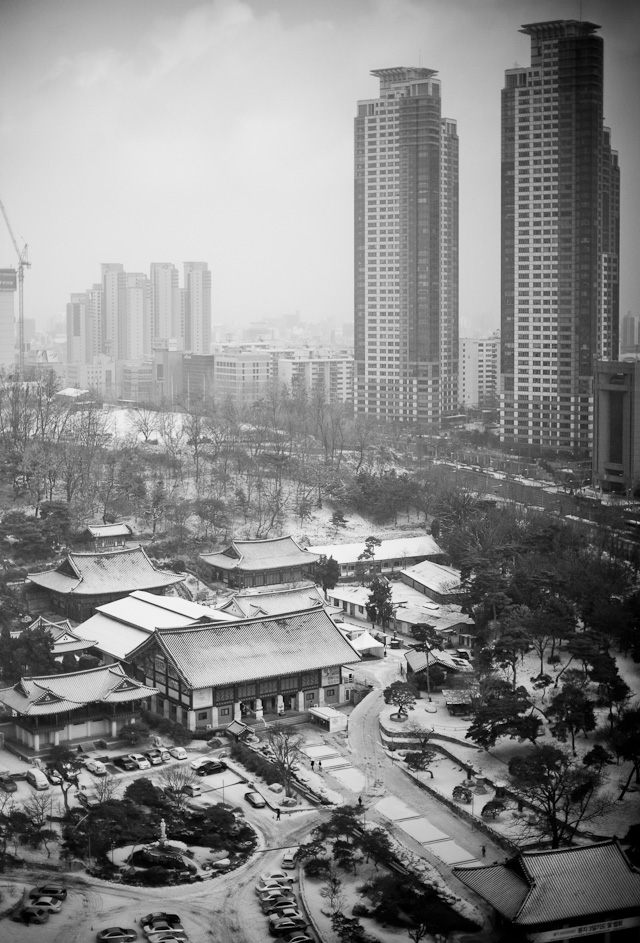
[[1, 0, 638, 339]]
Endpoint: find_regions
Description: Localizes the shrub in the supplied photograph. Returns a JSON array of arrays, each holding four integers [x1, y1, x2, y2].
[[481, 800, 505, 820], [120, 722, 150, 745], [351, 903, 371, 918], [229, 741, 285, 787], [452, 785, 472, 803], [304, 856, 332, 878]]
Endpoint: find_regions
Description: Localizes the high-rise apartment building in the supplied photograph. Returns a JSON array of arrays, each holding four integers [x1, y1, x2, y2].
[[621, 312, 639, 355], [459, 332, 500, 408], [150, 263, 181, 350], [184, 261, 211, 355], [500, 20, 620, 451], [354, 67, 458, 424], [0, 269, 17, 372]]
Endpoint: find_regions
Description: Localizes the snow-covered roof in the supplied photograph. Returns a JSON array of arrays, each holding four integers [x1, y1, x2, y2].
[[328, 583, 473, 633], [200, 535, 319, 573], [28, 547, 184, 596], [307, 535, 442, 565], [453, 841, 640, 925], [0, 663, 156, 716], [401, 559, 463, 595], [129, 608, 361, 690], [346, 630, 385, 652], [85, 523, 131, 538], [218, 583, 326, 618]]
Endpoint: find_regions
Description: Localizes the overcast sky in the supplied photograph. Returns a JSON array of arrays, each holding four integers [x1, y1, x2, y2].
[[1, 0, 638, 339]]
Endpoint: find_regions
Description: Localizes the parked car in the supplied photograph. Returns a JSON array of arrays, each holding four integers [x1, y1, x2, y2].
[[143, 750, 163, 766], [259, 892, 296, 910], [143, 919, 186, 936], [261, 897, 299, 916], [29, 883, 67, 901], [245, 790, 266, 808], [169, 747, 187, 760], [141, 914, 181, 930], [281, 850, 296, 870], [31, 896, 62, 913], [146, 932, 188, 943], [260, 870, 295, 885], [256, 880, 293, 896], [96, 929, 138, 942], [259, 887, 295, 903], [113, 755, 137, 772], [194, 760, 225, 776], [128, 753, 151, 770], [45, 767, 64, 784], [85, 758, 108, 776], [0, 772, 17, 792], [278, 934, 314, 943], [160, 749, 172, 762], [12, 906, 49, 924], [268, 915, 307, 936], [181, 783, 201, 797], [76, 790, 101, 809], [26, 768, 49, 790]]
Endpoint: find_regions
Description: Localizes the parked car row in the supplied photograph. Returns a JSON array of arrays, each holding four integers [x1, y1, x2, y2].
[[12, 882, 67, 925], [255, 870, 311, 941]]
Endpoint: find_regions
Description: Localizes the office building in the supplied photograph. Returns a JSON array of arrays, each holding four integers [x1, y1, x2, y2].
[[459, 332, 500, 409], [500, 20, 620, 451], [593, 360, 640, 496], [184, 261, 211, 355], [620, 312, 639, 356], [354, 67, 458, 424]]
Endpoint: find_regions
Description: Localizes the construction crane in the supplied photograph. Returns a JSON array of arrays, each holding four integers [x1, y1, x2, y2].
[[0, 197, 30, 376]]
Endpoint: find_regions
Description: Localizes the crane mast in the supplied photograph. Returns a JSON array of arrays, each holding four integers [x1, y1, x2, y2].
[[0, 198, 30, 376]]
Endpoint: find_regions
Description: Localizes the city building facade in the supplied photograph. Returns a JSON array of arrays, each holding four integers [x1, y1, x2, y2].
[[0, 268, 16, 372], [500, 20, 620, 451], [183, 261, 211, 355], [354, 67, 458, 425], [459, 332, 500, 408], [593, 360, 640, 496]]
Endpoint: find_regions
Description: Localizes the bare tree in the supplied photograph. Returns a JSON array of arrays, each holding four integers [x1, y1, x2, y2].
[[21, 792, 59, 856], [264, 724, 303, 797], [129, 405, 159, 443], [92, 774, 121, 804], [159, 765, 197, 810]]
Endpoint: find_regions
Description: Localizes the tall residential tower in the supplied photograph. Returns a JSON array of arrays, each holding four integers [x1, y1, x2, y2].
[[500, 20, 620, 451], [355, 67, 458, 424]]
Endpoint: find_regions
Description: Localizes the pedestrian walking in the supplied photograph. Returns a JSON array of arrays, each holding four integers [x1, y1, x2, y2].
[[358, 796, 362, 807], [276, 808, 281, 821], [318, 760, 322, 772], [310, 759, 315, 771], [481, 845, 486, 858]]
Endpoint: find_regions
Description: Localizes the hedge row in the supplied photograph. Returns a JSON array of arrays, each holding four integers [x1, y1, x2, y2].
[[230, 741, 284, 787]]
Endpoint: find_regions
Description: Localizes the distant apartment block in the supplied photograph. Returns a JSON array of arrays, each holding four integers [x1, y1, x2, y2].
[[0, 269, 17, 372], [65, 358, 115, 399], [459, 333, 500, 408], [150, 263, 181, 350], [184, 262, 211, 355], [276, 353, 354, 406], [620, 312, 640, 356], [593, 360, 640, 496]]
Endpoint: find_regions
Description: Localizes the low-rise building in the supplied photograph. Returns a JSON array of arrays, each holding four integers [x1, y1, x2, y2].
[[453, 841, 640, 943], [128, 608, 361, 729], [84, 523, 131, 551], [200, 536, 319, 589], [27, 547, 184, 622], [308, 535, 444, 581], [400, 559, 466, 605], [0, 663, 157, 753]]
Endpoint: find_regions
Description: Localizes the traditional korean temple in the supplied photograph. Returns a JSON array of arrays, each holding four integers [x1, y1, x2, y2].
[[453, 841, 640, 942], [27, 547, 184, 621], [200, 536, 319, 588], [0, 663, 157, 753]]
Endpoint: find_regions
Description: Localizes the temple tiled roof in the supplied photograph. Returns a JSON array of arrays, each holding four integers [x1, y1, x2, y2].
[[405, 647, 473, 673], [0, 664, 157, 716], [85, 523, 131, 538], [130, 608, 361, 689], [27, 617, 96, 654], [218, 583, 326, 618], [27, 547, 184, 596], [200, 536, 319, 573], [453, 841, 640, 925]]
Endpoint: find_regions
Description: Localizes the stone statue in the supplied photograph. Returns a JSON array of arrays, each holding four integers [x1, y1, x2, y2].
[[159, 818, 167, 843]]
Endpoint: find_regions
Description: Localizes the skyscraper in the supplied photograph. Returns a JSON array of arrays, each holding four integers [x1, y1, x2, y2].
[[183, 261, 211, 355], [500, 20, 620, 451], [354, 68, 458, 424], [150, 262, 181, 350]]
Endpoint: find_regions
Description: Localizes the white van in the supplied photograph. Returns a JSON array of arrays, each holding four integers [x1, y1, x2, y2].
[[26, 768, 49, 791]]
